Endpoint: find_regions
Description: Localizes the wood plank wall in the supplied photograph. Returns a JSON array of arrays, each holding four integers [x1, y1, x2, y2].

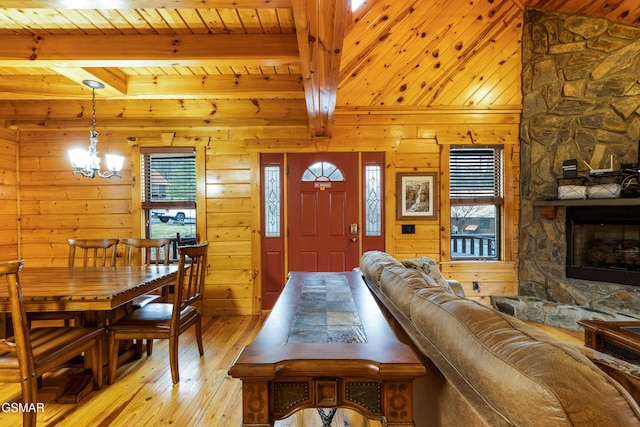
[[4, 109, 520, 314], [18, 130, 132, 266], [0, 128, 18, 261]]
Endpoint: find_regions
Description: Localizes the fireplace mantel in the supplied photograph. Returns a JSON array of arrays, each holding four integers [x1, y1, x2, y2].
[[534, 199, 640, 207]]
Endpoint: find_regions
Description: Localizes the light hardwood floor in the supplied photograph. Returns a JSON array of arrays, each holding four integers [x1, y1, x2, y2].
[[0, 316, 585, 427], [0, 316, 264, 427]]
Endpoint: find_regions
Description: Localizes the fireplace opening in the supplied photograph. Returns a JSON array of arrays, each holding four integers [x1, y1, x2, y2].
[[566, 205, 640, 286]]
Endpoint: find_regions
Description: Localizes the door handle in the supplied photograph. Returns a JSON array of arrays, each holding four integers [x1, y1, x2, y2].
[[351, 237, 358, 243]]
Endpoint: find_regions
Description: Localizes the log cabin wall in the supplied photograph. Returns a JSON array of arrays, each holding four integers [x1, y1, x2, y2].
[[18, 130, 132, 266], [6, 0, 637, 314], [0, 128, 18, 261], [10, 111, 520, 314]]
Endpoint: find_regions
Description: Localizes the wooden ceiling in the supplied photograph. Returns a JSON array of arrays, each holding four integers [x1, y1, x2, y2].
[[0, 0, 639, 138]]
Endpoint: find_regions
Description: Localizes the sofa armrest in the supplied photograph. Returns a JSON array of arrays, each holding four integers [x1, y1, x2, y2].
[[580, 346, 640, 405], [447, 280, 465, 297]]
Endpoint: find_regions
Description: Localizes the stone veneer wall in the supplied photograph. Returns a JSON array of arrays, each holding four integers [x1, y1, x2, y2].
[[515, 8, 640, 326]]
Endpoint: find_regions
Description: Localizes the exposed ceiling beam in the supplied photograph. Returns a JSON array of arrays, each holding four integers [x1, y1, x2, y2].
[[52, 67, 128, 97], [0, 0, 293, 8], [0, 34, 299, 68], [0, 74, 304, 100], [0, 99, 308, 121], [292, 0, 348, 137], [1, 98, 309, 129]]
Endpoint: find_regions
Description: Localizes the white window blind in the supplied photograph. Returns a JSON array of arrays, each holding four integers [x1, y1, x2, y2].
[[141, 149, 196, 209], [450, 148, 503, 205]]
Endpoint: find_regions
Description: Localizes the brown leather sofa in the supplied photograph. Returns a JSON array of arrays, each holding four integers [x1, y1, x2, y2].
[[359, 250, 640, 427]]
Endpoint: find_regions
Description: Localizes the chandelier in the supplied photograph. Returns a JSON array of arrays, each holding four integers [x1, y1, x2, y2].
[[68, 80, 124, 179]]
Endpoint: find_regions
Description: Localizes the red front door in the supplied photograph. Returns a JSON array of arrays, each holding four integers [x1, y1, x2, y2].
[[287, 153, 360, 272]]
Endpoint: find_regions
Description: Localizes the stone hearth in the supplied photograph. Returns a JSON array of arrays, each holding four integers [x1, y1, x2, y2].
[[505, 8, 640, 329]]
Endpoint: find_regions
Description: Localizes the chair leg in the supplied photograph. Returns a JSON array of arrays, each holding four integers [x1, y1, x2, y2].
[[135, 340, 143, 359], [107, 332, 118, 385], [23, 411, 37, 427], [92, 336, 103, 390], [169, 335, 179, 384], [146, 339, 153, 356], [21, 373, 38, 427], [196, 316, 204, 356]]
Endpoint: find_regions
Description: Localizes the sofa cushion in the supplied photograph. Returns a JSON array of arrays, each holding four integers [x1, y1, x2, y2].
[[379, 264, 446, 318], [410, 287, 640, 426], [402, 256, 454, 294], [360, 250, 403, 288]]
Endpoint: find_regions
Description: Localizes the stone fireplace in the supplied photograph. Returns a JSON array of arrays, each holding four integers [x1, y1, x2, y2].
[[495, 9, 640, 330]]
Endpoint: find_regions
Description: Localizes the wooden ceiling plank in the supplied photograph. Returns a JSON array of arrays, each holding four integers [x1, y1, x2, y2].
[[72, 9, 118, 34], [257, 8, 285, 34], [237, 8, 267, 34], [433, 7, 523, 106], [97, 9, 141, 35], [217, 8, 249, 34], [388, 0, 502, 107], [409, 0, 520, 106], [134, 9, 175, 35], [196, 9, 228, 34], [339, 0, 451, 107], [156, 9, 198, 34], [178, 9, 211, 34], [360, 0, 458, 107]]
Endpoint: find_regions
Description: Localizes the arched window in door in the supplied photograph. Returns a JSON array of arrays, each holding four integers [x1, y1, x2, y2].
[[301, 162, 344, 181]]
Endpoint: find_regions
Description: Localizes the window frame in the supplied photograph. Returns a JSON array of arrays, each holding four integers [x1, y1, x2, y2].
[[140, 147, 198, 258], [448, 146, 504, 261]]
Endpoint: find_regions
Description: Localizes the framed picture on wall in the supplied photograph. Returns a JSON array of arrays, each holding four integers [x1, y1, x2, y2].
[[396, 172, 438, 220]]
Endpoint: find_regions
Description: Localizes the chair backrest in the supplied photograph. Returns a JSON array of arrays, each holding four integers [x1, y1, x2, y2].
[[122, 238, 172, 266], [172, 243, 208, 327], [68, 238, 119, 268], [0, 260, 36, 385]]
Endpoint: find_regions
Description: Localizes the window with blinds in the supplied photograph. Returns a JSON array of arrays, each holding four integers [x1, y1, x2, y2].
[[141, 148, 196, 245], [450, 148, 503, 205], [449, 147, 503, 260]]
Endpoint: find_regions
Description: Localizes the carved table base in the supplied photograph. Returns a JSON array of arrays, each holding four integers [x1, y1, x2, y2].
[[240, 378, 414, 426], [229, 272, 425, 427]]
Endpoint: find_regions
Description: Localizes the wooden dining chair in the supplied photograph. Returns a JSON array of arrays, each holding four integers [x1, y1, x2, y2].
[[107, 242, 208, 385], [122, 237, 173, 301], [122, 237, 172, 268], [27, 238, 118, 328], [121, 237, 174, 356], [68, 238, 119, 268], [0, 260, 104, 427]]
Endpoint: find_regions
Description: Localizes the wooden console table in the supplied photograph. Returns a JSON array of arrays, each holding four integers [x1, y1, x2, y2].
[[578, 319, 640, 364], [228, 271, 426, 427]]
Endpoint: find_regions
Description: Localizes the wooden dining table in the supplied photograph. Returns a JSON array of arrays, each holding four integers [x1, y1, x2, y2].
[[0, 265, 179, 402], [0, 265, 178, 316]]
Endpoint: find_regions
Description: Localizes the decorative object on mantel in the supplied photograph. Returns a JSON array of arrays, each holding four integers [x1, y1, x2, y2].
[[68, 80, 124, 179], [557, 183, 587, 200], [557, 170, 636, 201]]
